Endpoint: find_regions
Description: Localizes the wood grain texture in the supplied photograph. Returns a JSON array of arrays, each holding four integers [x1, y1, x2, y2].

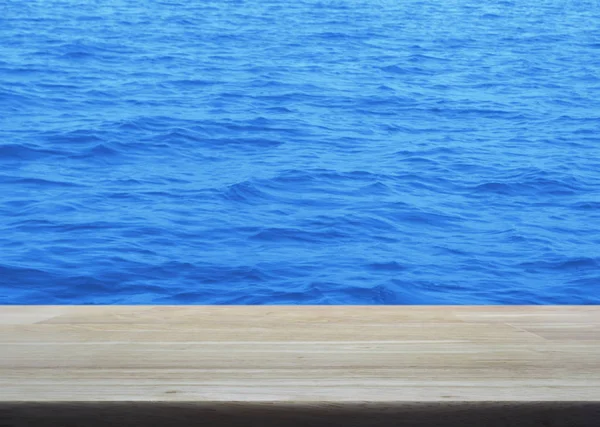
[[0, 306, 599, 404]]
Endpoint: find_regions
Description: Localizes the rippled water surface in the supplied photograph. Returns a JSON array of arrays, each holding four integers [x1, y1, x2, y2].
[[1, 0, 600, 304]]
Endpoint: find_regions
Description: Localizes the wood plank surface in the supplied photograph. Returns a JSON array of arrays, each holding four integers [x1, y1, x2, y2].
[[1, 306, 598, 404]]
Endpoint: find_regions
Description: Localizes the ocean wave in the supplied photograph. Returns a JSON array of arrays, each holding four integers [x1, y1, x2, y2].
[[1, 0, 599, 304]]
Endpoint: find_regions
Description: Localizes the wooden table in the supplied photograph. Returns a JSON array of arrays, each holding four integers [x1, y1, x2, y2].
[[1, 306, 599, 426]]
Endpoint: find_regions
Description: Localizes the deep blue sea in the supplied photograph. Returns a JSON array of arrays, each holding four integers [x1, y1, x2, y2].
[[1, 0, 600, 304]]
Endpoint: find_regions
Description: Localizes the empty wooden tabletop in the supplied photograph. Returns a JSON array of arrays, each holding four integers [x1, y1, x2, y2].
[[1, 306, 598, 403]]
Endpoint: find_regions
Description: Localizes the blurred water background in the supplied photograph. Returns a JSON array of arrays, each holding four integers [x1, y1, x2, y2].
[[1, 0, 599, 304]]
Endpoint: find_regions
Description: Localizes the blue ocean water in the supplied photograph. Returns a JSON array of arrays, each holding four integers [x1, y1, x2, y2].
[[1, 0, 599, 304]]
